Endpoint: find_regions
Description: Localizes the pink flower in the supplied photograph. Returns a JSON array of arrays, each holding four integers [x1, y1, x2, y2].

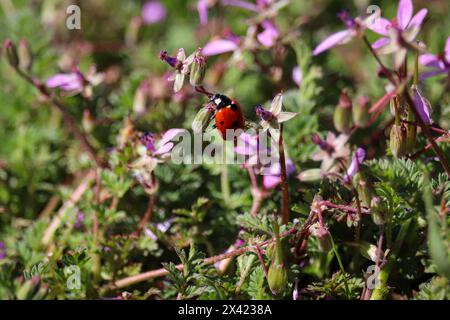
[[419, 37, 450, 80], [262, 159, 296, 189], [412, 86, 432, 124], [368, 0, 427, 68], [142, 1, 167, 25], [202, 36, 240, 56], [344, 148, 365, 184], [256, 20, 279, 47], [46, 71, 84, 92], [313, 10, 374, 56], [292, 66, 302, 87], [46, 66, 103, 96], [197, 0, 210, 25]]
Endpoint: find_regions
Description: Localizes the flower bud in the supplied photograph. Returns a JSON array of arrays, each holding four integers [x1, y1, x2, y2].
[[133, 82, 148, 114], [309, 222, 332, 252], [356, 174, 374, 207], [389, 124, 407, 158], [334, 90, 353, 133], [82, 109, 94, 133], [370, 196, 385, 225], [267, 260, 288, 295], [189, 49, 207, 86], [192, 104, 215, 134], [4, 40, 19, 68], [18, 39, 33, 71], [353, 95, 370, 128], [297, 168, 323, 183]]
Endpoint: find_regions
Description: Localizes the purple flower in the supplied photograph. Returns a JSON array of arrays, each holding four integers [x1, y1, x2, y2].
[[202, 37, 240, 56], [292, 66, 302, 87], [0, 241, 5, 260], [74, 211, 84, 230], [197, 0, 210, 25], [262, 159, 296, 189], [256, 93, 297, 143], [344, 148, 365, 184], [46, 66, 103, 96], [292, 278, 300, 300], [313, 10, 374, 56], [412, 86, 432, 124], [234, 132, 260, 166], [368, 0, 427, 68], [142, 1, 167, 25], [141, 129, 186, 156], [256, 20, 279, 47], [419, 37, 450, 80], [46, 70, 84, 92]]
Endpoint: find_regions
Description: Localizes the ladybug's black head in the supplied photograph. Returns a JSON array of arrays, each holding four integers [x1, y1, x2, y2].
[[210, 93, 232, 109]]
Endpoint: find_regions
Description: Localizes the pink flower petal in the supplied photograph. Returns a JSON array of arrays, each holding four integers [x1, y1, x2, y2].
[[197, 0, 209, 26], [445, 37, 450, 62], [263, 175, 281, 189], [397, 0, 413, 30], [372, 37, 391, 50], [154, 142, 174, 155], [221, 0, 258, 11], [413, 88, 432, 124], [159, 128, 186, 147], [419, 69, 449, 81], [202, 39, 239, 56], [142, 1, 167, 25], [345, 148, 365, 182], [256, 20, 279, 47], [408, 8, 427, 29], [313, 29, 353, 56], [368, 17, 391, 36], [419, 53, 441, 68], [46, 73, 83, 92], [292, 66, 302, 87]]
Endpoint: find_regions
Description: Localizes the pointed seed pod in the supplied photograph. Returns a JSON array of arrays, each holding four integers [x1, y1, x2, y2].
[[189, 49, 207, 86], [389, 124, 407, 158], [18, 39, 33, 71], [353, 95, 370, 127], [334, 90, 353, 133], [4, 40, 19, 68]]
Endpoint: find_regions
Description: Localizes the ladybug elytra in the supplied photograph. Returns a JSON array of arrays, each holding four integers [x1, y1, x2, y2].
[[210, 93, 245, 139]]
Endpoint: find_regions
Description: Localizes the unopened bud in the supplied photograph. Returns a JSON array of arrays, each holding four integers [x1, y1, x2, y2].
[[189, 49, 207, 86], [389, 124, 407, 158], [267, 260, 288, 295], [133, 82, 148, 114], [370, 196, 385, 225], [4, 40, 19, 68], [298, 169, 323, 183], [18, 39, 32, 70], [192, 104, 215, 133], [353, 95, 370, 127], [356, 174, 374, 207], [82, 109, 94, 133], [309, 222, 332, 252], [334, 90, 353, 132]]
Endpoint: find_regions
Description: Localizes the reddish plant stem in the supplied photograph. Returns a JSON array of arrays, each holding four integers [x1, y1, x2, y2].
[[278, 123, 290, 224], [362, 35, 450, 177], [109, 223, 306, 289], [13, 68, 105, 167], [135, 171, 157, 233]]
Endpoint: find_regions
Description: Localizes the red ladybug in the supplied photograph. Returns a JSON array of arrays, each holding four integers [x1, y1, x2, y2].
[[210, 93, 245, 139]]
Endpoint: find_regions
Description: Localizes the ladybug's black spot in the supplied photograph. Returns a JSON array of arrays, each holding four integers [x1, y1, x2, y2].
[[230, 104, 238, 111], [232, 120, 239, 128], [220, 121, 225, 125]]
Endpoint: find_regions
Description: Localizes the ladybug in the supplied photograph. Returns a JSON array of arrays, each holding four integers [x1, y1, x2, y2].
[[210, 93, 245, 139]]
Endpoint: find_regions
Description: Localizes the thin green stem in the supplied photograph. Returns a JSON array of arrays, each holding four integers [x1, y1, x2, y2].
[[329, 234, 350, 299]]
